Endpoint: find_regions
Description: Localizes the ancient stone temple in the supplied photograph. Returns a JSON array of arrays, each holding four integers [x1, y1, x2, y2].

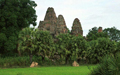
[[71, 18, 83, 36], [56, 15, 68, 35], [38, 7, 57, 36], [98, 27, 102, 33], [38, 7, 84, 37], [38, 7, 68, 37]]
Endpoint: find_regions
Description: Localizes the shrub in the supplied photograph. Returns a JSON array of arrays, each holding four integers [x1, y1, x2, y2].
[[0, 56, 30, 68], [87, 38, 117, 64], [71, 35, 88, 63], [90, 52, 120, 75]]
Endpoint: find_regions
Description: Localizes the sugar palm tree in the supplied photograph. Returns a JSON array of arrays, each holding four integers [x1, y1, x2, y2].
[[18, 27, 36, 63]]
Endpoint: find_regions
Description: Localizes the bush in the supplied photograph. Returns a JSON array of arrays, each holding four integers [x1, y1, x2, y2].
[[90, 52, 120, 75], [116, 41, 120, 53], [0, 56, 30, 68], [87, 38, 117, 64], [32, 56, 42, 65]]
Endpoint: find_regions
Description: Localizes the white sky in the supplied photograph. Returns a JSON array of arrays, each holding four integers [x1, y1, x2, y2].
[[33, 0, 120, 36]]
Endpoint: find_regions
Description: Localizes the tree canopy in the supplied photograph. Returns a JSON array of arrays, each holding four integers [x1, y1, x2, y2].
[[86, 27, 108, 41], [103, 27, 120, 42], [0, 0, 37, 57]]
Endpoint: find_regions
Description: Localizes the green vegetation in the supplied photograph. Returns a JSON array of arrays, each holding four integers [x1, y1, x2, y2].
[[86, 26, 120, 42], [1, 27, 120, 67], [0, 56, 30, 68], [103, 27, 120, 42], [87, 37, 117, 63], [0, 0, 37, 57], [86, 27, 108, 41], [90, 52, 120, 75], [18, 28, 55, 63], [0, 65, 96, 75]]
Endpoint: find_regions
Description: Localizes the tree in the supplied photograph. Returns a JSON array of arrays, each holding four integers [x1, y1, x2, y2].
[[34, 29, 54, 61], [56, 34, 88, 64], [86, 27, 108, 41], [18, 28, 54, 62], [116, 41, 120, 54], [0, 0, 37, 57], [56, 33, 73, 64], [18, 27, 36, 63], [103, 27, 120, 42], [86, 27, 98, 41], [71, 35, 88, 63], [87, 38, 117, 63]]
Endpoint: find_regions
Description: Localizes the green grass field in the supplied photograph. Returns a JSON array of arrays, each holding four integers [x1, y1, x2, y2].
[[0, 65, 96, 75]]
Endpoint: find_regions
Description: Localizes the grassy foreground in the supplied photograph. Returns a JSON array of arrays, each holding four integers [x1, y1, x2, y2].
[[0, 65, 96, 75]]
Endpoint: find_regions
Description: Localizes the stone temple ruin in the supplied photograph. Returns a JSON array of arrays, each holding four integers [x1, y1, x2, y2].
[[98, 27, 102, 33], [38, 7, 83, 36], [71, 18, 83, 36]]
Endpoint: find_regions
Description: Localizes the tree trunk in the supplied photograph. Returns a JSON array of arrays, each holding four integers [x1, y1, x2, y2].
[[42, 56, 45, 61], [30, 54, 33, 64], [65, 57, 69, 64]]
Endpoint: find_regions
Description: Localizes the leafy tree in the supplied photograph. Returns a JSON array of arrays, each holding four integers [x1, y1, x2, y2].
[[103, 27, 120, 42], [71, 35, 88, 63], [56, 34, 88, 64], [56, 33, 73, 64], [87, 40, 98, 63], [87, 38, 117, 63], [116, 42, 120, 54], [0, 0, 37, 57], [86, 27, 98, 41], [18, 28, 54, 62], [86, 27, 108, 41], [34, 29, 54, 61], [18, 27, 36, 63]]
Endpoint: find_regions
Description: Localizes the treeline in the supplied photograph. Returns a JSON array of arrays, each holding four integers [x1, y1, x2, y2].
[[18, 27, 120, 64], [0, 26, 120, 67], [1, 26, 120, 67]]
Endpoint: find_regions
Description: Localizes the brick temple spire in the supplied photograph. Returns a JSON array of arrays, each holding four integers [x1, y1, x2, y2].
[[98, 27, 102, 33], [71, 18, 83, 36]]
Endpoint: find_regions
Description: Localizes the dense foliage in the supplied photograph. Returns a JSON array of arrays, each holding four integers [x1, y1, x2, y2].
[[1, 26, 120, 67], [90, 52, 120, 75], [18, 28, 54, 63], [33, 29, 54, 61], [55, 33, 73, 64], [55, 34, 88, 64], [86, 27, 108, 41], [18, 27, 36, 56], [0, 0, 37, 57], [71, 35, 88, 63], [87, 38, 117, 63], [0, 56, 30, 68], [103, 27, 120, 42]]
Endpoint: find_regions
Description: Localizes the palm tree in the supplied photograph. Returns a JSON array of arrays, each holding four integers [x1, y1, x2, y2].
[[18, 27, 36, 63]]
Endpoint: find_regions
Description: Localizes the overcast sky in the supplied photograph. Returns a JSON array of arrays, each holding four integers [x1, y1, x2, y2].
[[33, 0, 120, 36]]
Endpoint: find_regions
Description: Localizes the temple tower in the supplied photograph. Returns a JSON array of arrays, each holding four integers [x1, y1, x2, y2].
[[71, 18, 83, 36]]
